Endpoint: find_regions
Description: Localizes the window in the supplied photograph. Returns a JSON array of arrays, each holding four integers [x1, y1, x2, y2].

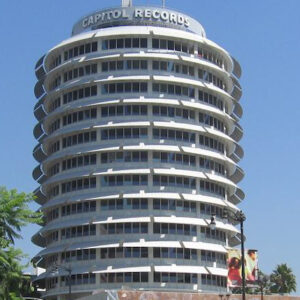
[[199, 134, 225, 153]]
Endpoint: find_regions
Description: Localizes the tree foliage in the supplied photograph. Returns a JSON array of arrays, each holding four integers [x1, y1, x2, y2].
[[0, 186, 42, 247], [270, 263, 297, 294], [0, 187, 43, 299]]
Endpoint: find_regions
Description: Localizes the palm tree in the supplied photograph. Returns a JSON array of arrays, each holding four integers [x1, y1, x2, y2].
[[270, 264, 296, 294]]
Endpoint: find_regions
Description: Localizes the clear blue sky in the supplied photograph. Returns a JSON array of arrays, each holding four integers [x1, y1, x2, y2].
[[0, 0, 299, 293]]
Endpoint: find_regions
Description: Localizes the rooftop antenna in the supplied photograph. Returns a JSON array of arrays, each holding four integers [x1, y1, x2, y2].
[[122, 0, 132, 7], [162, 0, 166, 8]]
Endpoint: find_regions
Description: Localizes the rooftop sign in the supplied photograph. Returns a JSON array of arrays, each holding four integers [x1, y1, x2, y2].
[[72, 6, 206, 37]]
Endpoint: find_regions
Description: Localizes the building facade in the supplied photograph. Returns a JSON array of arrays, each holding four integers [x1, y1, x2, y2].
[[32, 2, 244, 299]]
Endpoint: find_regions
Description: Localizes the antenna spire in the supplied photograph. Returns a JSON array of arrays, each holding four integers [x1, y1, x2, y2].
[[122, 0, 132, 7], [162, 0, 166, 8]]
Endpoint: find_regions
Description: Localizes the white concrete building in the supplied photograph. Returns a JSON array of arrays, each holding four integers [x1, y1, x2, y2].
[[32, 2, 244, 299]]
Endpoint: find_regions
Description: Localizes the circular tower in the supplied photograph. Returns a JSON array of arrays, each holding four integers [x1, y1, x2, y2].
[[32, 3, 244, 299]]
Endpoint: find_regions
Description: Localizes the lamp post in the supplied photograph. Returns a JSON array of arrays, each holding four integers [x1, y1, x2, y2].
[[52, 264, 72, 300], [210, 210, 246, 300]]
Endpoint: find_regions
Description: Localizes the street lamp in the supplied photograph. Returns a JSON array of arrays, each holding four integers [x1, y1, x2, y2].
[[210, 210, 246, 300], [52, 264, 72, 300]]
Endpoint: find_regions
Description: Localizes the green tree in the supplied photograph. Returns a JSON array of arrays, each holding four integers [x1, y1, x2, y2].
[[270, 264, 296, 294], [0, 186, 42, 247], [0, 247, 29, 300], [0, 187, 43, 299]]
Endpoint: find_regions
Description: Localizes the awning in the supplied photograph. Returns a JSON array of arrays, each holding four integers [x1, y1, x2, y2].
[[94, 266, 151, 274], [182, 242, 227, 253]]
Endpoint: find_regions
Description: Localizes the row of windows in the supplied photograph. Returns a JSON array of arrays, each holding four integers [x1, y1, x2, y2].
[[101, 105, 147, 117], [49, 119, 60, 134], [153, 105, 195, 120], [61, 249, 96, 262], [64, 42, 98, 61], [200, 180, 226, 198], [46, 207, 59, 222], [49, 163, 60, 176], [101, 198, 148, 210], [61, 273, 96, 286], [153, 60, 194, 76], [61, 177, 96, 194], [153, 151, 196, 166], [101, 175, 148, 186], [199, 157, 225, 175], [201, 250, 227, 264], [102, 82, 147, 94], [61, 154, 97, 171], [101, 151, 148, 163], [57, 248, 225, 264], [62, 108, 97, 126], [201, 274, 227, 287], [153, 175, 196, 189], [101, 247, 148, 259], [100, 223, 148, 235], [61, 224, 96, 239], [152, 83, 195, 97], [152, 128, 195, 142], [61, 201, 96, 216], [52, 37, 224, 71], [199, 112, 225, 132], [63, 64, 97, 83], [48, 84, 225, 114], [153, 198, 196, 212], [101, 272, 148, 284], [154, 272, 197, 284], [48, 223, 226, 244], [102, 38, 147, 50], [46, 200, 225, 223], [50, 75, 61, 90], [200, 203, 224, 218], [48, 273, 226, 287], [153, 223, 196, 236], [199, 134, 225, 153], [49, 140, 60, 154], [62, 85, 97, 104], [101, 127, 148, 140], [198, 90, 224, 111], [102, 60, 147, 71], [153, 61, 225, 90], [62, 131, 97, 148], [47, 248, 226, 265], [152, 38, 194, 54], [49, 97, 61, 112], [201, 227, 226, 242], [198, 69, 225, 90], [48, 152, 225, 177], [153, 248, 197, 260]]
